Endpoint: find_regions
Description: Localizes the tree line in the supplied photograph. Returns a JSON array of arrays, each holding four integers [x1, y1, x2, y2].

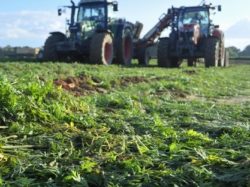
[[227, 45, 250, 58]]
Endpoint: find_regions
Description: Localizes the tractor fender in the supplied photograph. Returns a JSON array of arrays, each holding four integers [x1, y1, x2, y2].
[[49, 32, 66, 38], [212, 29, 224, 41], [98, 30, 114, 40]]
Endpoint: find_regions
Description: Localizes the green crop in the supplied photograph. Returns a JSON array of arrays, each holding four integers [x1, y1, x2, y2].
[[0, 61, 249, 186]]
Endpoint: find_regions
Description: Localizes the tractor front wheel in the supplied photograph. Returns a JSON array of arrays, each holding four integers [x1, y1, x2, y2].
[[115, 29, 133, 65], [188, 58, 195, 67], [90, 33, 114, 65], [158, 38, 180, 68], [205, 38, 220, 67], [218, 35, 225, 67], [224, 49, 230, 67], [138, 47, 150, 66], [157, 38, 171, 67], [171, 58, 181, 68]]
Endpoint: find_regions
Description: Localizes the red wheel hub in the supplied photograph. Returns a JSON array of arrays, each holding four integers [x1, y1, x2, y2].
[[104, 43, 112, 64], [124, 36, 132, 61]]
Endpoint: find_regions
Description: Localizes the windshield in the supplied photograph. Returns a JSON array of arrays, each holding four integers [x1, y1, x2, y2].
[[179, 9, 209, 35], [181, 9, 209, 25], [77, 5, 105, 22]]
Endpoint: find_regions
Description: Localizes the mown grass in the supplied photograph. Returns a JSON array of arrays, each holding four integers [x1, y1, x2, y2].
[[0, 61, 249, 186]]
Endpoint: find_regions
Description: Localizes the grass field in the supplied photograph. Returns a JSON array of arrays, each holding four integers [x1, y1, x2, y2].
[[0, 61, 249, 186]]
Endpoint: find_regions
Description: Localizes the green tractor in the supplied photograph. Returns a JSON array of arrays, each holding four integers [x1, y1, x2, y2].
[[43, 0, 135, 65]]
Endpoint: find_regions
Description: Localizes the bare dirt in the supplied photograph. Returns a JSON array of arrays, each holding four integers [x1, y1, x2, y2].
[[154, 87, 188, 98], [178, 94, 250, 105], [54, 75, 188, 97], [216, 96, 250, 105], [120, 76, 149, 86], [54, 75, 107, 96], [182, 69, 197, 75]]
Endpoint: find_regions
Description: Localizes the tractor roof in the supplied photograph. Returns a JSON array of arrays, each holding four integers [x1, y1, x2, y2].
[[79, 0, 108, 3], [178, 5, 209, 11]]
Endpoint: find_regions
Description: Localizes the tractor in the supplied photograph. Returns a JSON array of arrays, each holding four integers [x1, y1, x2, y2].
[[157, 4, 229, 67], [43, 0, 136, 65]]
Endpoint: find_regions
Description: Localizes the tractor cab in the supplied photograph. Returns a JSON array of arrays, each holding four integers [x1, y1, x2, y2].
[[59, 0, 118, 39], [78, 5, 105, 22], [77, 1, 109, 33], [178, 7, 210, 37], [175, 6, 210, 46], [77, 0, 118, 31]]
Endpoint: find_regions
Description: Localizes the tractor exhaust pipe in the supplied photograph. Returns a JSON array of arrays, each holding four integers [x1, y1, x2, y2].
[[70, 0, 76, 25]]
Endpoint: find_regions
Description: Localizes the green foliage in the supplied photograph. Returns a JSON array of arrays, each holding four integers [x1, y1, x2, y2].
[[0, 76, 18, 124], [226, 46, 240, 58], [0, 61, 249, 186], [240, 45, 250, 57]]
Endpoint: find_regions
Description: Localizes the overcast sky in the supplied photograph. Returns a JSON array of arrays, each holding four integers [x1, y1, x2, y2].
[[0, 0, 249, 49]]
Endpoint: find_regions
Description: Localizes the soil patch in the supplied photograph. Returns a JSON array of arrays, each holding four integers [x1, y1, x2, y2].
[[182, 69, 197, 75], [54, 75, 107, 96], [119, 76, 174, 87], [155, 88, 188, 98], [216, 96, 250, 105], [178, 94, 250, 105], [120, 76, 149, 86]]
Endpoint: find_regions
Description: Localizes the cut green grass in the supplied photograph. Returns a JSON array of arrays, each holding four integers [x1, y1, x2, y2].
[[0, 61, 249, 186]]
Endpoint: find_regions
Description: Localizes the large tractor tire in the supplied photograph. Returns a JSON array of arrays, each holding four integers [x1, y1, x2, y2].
[[90, 33, 113, 65], [205, 38, 220, 67], [115, 29, 133, 65], [138, 47, 150, 66], [44, 33, 66, 62], [158, 38, 180, 68], [218, 35, 225, 67], [224, 49, 230, 67], [171, 58, 181, 68], [188, 58, 196, 67], [157, 38, 171, 67]]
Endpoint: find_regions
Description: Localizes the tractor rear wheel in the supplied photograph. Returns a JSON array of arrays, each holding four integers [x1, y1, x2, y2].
[[157, 38, 171, 67], [218, 36, 225, 67], [44, 33, 66, 62], [224, 49, 230, 67], [205, 38, 220, 67], [90, 33, 113, 65], [115, 29, 133, 65]]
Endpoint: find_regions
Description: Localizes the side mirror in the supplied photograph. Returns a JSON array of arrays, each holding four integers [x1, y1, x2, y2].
[[113, 2, 118, 12], [218, 5, 222, 12], [58, 8, 62, 16]]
